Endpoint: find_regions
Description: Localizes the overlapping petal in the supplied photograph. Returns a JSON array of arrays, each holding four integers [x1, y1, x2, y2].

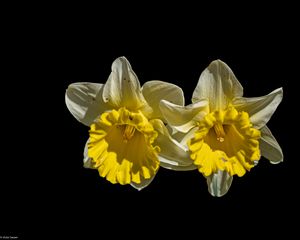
[[142, 80, 185, 120], [151, 119, 194, 169], [65, 82, 108, 126], [159, 100, 209, 133]]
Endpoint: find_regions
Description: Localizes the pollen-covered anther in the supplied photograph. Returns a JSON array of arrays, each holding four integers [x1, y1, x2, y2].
[[214, 123, 225, 142]]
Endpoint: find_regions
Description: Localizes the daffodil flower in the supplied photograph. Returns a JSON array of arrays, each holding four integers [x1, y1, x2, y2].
[[65, 57, 192, 190], [160, 60, 283, 196]]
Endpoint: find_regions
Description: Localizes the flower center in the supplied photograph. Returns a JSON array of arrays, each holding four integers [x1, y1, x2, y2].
[[188, 106, 261, 177], [88, 107, 160, 185], [123, 125, 136, 143]]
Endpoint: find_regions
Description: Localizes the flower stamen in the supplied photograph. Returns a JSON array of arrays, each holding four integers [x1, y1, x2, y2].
[[214, 123, 225, 142], [123, 125, 136, 143]]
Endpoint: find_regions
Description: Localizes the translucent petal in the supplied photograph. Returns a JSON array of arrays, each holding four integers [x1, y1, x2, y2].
[[151, 119, 194, 167], [260, 125, 283, 164], [102, 57, 146, 110], [142, 80, 184, 120], [233, 88, 283, 129], [65, 82, 108, 126], [83, 138, 96, 169], [192, 60, 243, 111], [130, 175, 156, 190], [206, 170, 233, 197], [159, 158, 198, 171], [160, 99, 209, 133]]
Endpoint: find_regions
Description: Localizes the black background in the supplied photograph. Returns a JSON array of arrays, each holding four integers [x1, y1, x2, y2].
[[1, 2, 297, 238]]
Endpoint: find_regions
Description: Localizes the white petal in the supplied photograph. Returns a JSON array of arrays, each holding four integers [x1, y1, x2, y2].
[[192, 60, 243, 111], [206, 170, 233, 197], [142, 80, 185, 120], [151, 119, 194, 167], [169, 127, 198, 151], [159, 158, 198, 171], [176, 127, 198, 149], [159, 99, 209, 133], [65, 82, 108, 126], [260, 125, 283, 164], [130, 175, 156, 191], [233, 88, 283, 129], [83, 139, 96, 169], [166, 124, 178, 136], [102, 57, 146, 110]]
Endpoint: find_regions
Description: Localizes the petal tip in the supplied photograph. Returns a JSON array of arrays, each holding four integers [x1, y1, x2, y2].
[[270, 159, 283, 164], [209, 59, 227, 68], [112, 56, 131, 69]]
